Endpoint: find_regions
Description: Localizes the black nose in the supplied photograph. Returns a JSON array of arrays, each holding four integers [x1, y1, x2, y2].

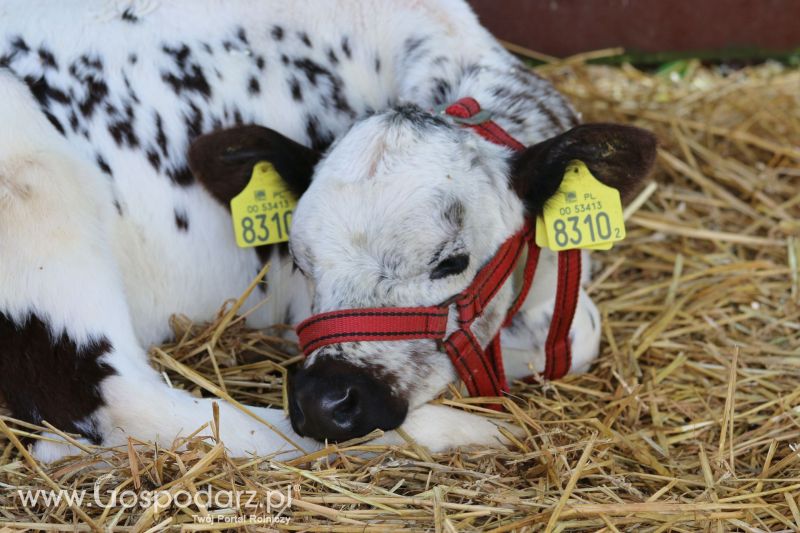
[[288, 358, 407, 442]]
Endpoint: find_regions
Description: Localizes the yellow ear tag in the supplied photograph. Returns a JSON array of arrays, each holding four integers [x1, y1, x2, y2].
[[535, 160, 625, 251], [230, 162, 297, 247]]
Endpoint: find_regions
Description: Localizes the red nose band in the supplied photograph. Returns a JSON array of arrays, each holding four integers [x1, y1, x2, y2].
[[295, 98, 583, 408], [296, 308, 449, 354]]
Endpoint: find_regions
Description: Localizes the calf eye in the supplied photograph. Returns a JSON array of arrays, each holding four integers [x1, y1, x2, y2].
[[431, 253, 469, 280], [290, 252, 308, 277]]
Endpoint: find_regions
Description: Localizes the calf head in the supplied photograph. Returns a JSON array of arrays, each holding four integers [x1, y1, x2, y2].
[[288, 106, 655, 442], [193, 106, 656, 443]]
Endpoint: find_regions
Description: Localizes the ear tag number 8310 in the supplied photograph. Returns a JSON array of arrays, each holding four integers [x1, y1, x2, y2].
[[535, 160, 626, 251], [230, 162, 297, 248]]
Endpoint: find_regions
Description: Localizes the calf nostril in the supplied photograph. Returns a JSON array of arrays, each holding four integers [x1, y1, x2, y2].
[[331, 387, 360, 426]]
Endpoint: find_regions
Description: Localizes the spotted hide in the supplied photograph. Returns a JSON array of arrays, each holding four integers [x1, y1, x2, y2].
[[0, 0, 656, 460]]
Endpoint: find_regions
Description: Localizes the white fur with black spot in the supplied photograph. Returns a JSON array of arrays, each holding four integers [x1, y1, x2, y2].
[[0, 0, 599, 461]]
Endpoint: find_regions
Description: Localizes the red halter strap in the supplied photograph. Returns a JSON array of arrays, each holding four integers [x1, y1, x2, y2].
[[296, 97, 583, 405], [296, 308, 449, 354]]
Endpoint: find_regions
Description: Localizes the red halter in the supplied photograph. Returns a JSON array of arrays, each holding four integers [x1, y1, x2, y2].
[[296, 98, 583, 407]]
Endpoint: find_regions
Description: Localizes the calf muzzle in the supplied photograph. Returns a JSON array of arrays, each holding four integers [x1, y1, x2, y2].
[[288, 358, 408, 442]]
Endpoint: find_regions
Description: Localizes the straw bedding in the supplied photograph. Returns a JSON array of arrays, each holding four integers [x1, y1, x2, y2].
[[1, 58, 799, 532]]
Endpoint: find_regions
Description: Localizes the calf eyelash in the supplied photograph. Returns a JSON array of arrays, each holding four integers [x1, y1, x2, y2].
[[430, 253, 469, 280]]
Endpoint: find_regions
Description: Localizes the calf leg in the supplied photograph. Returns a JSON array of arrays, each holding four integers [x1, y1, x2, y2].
[[0, 71, 317, 461], [501, 249, 602, 381]]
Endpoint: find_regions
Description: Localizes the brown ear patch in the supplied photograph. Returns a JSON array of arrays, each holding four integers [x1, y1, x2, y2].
[[188, 125, 322, 209], [511, 123, 657, 215]]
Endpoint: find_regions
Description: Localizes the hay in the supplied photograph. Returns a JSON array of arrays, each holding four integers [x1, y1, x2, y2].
[[2, 59, 799, 531]]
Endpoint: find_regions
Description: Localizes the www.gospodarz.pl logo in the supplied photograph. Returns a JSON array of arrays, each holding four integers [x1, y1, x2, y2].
[[16, 482, 293, 517]]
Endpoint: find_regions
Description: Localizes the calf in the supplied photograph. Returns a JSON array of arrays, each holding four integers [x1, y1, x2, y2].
[[0, 0, 655, 461]]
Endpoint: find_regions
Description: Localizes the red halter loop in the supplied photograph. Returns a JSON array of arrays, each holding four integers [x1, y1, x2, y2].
[[296, 98, 583, 407]]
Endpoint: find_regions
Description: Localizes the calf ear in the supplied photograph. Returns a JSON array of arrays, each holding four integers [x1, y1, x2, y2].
[[510, 123, 657, 215], [188, 125, 321, 207]]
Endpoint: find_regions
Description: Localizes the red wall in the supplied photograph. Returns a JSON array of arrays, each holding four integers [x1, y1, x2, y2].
[[468, 0, 800, 57]]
